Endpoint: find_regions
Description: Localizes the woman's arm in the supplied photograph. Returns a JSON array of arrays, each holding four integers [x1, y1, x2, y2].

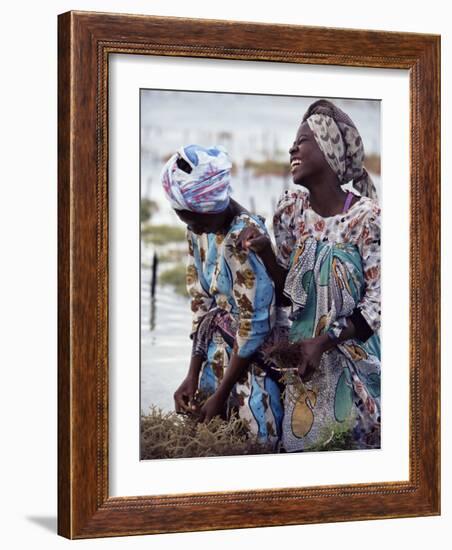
[[291, 318, 357, 380], [238, 191, 299, 304], [175, 232, 214, 414], [197, 352, 250, 422], [258, 242, 290, 305], [354, 206, 381, 335], [174, 355, 203, 414], [238, 227, 290, 305]]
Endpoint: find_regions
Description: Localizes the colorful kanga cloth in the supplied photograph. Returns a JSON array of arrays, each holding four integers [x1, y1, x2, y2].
[[273, 189, 381, 452], [186, 212, 285, 449]]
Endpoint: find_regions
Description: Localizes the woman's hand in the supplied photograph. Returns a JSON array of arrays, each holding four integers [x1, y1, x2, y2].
[[237, 226, 271, 254], [173, 374, 199, 414], [295, 336, 331, 381], [198, 392, 228, 424]]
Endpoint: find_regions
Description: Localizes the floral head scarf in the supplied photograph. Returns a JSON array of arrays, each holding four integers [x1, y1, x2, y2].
[[161, 144, 232, 213], [302, 99, 378, 201]]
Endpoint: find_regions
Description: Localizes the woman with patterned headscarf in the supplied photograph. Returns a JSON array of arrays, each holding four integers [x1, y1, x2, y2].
[[240, 99, 381, 453], [160, 144, 284, 450]]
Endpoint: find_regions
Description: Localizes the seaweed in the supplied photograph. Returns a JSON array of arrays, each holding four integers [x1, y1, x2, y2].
[[140, 402, 274, 459], [264, 340, 309, 405]]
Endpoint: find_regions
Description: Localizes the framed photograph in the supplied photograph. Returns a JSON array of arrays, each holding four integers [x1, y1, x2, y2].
[[58, 11, 440, 538]]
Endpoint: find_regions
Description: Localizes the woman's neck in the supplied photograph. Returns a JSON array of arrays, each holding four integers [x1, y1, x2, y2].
[[301, 172, 347, 217], [217, 199, 244, 234]]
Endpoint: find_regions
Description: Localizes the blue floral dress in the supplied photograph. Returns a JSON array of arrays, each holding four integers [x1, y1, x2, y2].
[[186, 212, 284, 449]]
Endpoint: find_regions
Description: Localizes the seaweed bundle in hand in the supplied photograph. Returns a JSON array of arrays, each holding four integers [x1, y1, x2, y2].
[[265, 340, 309, 405], [265, 340, 304, 371]]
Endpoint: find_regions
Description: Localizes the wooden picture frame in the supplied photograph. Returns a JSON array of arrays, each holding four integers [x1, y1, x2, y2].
[[58, 10, 440, 539]]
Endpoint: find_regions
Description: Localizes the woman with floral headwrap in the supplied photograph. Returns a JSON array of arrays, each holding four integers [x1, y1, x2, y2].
[[160, 144, 284, 450], [240, 99, 381, 452]]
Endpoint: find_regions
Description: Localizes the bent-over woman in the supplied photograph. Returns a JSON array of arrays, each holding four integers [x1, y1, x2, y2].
[[160, 144, 284, 450]]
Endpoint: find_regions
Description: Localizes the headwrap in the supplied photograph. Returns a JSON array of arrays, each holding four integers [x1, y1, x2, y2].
[[161, 144, 232, 213], [302, 99, 378, 201]]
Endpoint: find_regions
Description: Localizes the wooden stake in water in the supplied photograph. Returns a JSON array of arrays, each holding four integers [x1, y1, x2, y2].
[[150, 251, 158, 330], [151, 251, 158, 297]]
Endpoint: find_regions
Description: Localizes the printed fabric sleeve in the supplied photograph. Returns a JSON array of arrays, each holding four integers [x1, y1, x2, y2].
[[328, 205, 381, 342], [185, 230, 214, 339], [272, 191, 299, 270], [354, 205, 381, 335], [225, 227, 276, 358]]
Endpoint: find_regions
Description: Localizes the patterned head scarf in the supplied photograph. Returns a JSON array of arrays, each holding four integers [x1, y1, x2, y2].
[[161, 144, 232, 213], [302, 99, 378, 200]]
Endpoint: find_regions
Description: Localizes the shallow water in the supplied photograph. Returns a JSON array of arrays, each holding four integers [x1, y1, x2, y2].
[[140, 262, 192, 414]]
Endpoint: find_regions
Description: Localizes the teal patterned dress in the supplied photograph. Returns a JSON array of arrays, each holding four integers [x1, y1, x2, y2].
[[273, 190, 381, 452]]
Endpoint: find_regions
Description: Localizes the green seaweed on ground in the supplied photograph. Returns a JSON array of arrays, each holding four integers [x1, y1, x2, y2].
[[307, 420, 359, 452]]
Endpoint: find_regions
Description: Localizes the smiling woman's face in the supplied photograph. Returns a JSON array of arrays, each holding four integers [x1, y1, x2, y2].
[[289, 121, 328, 186]]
